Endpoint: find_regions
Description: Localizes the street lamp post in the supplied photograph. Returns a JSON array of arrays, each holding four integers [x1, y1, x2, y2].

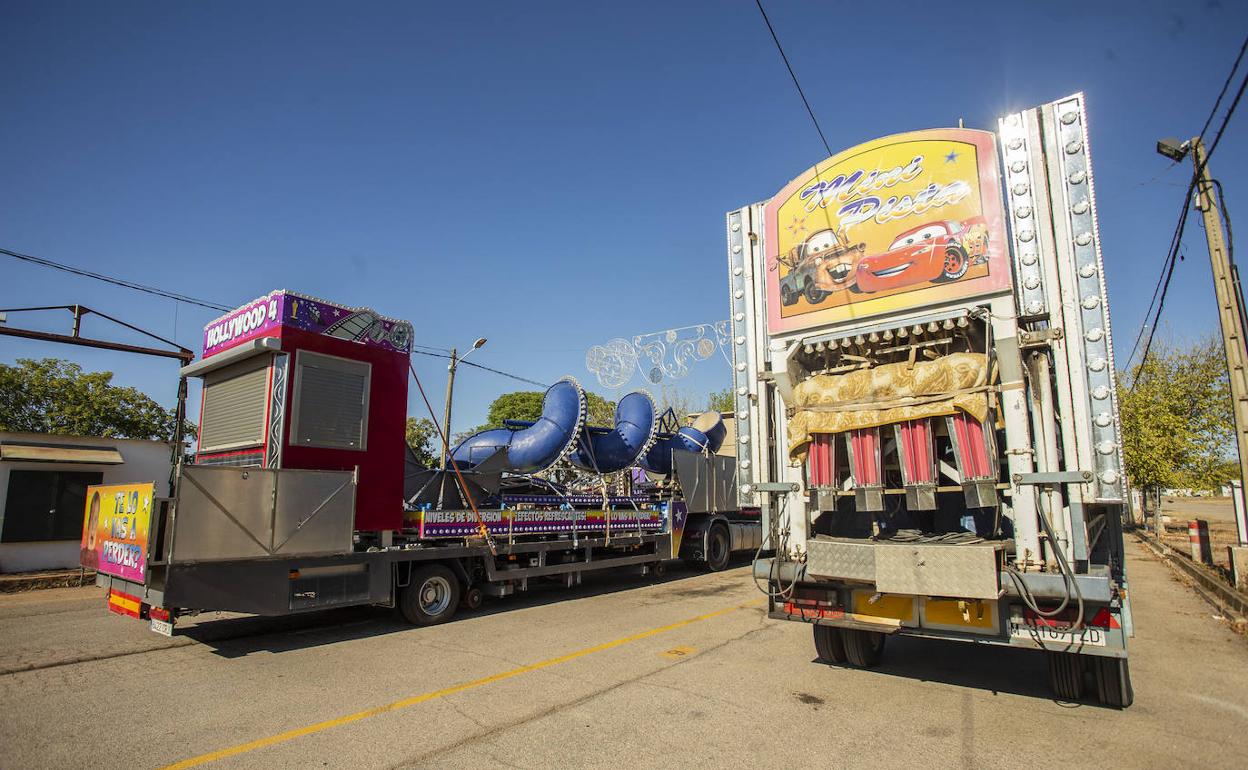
[[1157, 137, 1248, 545], [441, 337, 487, 470]]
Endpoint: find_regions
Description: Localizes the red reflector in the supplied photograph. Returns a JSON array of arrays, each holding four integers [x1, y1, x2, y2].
[[1089, 608, 1121, 629], [149, 606, 171, 622]]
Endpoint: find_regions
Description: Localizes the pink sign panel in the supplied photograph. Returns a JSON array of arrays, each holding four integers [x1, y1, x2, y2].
[[202, 290, 414, 358]]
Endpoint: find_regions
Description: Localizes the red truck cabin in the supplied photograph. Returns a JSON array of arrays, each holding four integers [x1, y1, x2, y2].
[[183, 290, 413, 532]]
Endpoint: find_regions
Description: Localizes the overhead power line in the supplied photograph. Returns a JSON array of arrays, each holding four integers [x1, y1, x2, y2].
[[2, 246, 542, 384], [410, 349, 547, 388], [1130, 36, 1248, 375], [753, 0, 833, 158], [1, 246, 234, 312], [1198, 34, 1248, 143]]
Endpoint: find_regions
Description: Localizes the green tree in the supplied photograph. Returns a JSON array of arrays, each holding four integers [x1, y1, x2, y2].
[[1118, 336, 1233, 492], [708, 387, 734, 413], [405, 417, 438, 467], [480, 389, 616, 429], [0, 358, 194, 441], [655, 384, 698, 422]]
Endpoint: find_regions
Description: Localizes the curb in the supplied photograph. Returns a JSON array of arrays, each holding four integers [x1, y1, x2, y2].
[[1133, 531, 1248, 625], [0, 569, 96, 593]]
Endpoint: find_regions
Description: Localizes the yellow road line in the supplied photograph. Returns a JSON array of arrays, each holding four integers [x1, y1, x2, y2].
[[160, 601, 757, 769]]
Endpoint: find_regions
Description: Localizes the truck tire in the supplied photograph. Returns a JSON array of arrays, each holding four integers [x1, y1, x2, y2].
[[813, 625, 847, 664], [704, 523, 731, 572], [1093, 656, 1133, 708], [841, 629, 885, 667], [803, 281, 827, 304], [1047, 651, 1084, 701], [399, 564, 461, 626]]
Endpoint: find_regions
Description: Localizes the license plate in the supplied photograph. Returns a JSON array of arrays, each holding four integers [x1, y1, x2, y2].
[[150, 618, 174, 637], [1010, 622, 1105, 647]]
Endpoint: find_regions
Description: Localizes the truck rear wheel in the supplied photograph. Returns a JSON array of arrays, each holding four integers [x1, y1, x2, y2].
[[842, 629, 885, 667], [813, 625, 847, 664], [1093, 656, 1133, 708], [399, 564, 461, 626], [704, 523, 730, 572], [1047, 651, 1084, 701]]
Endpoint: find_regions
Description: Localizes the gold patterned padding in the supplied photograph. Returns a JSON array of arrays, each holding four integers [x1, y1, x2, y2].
[[788, 351, 991, 462]]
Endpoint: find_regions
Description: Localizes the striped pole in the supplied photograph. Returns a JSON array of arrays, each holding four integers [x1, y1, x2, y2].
[[1188, 519, 1212, 565]]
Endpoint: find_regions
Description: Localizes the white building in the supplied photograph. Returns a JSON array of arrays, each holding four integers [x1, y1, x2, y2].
[[0, 432, 172, 573]]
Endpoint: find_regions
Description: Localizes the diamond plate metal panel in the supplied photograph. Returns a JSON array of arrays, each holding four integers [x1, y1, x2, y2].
[[874, 543, 1000, 600], [805, 538, 876, 582]]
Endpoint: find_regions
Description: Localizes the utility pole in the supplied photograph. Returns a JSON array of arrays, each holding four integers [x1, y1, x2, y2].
[[1191, 138, 1248, 543], [439, 337, 488, 470], [441, 347, 458, 471]]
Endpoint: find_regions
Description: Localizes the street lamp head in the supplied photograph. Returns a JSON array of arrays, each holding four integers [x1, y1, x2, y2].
[[1156, 137, 1190, 163], [472, 337, 487, 350]]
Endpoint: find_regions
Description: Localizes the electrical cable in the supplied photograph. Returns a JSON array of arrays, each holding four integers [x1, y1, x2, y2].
[[1214, 178, 1248, 348], [1006, 489, 1085, 630], [752, 494, 801, 601], [1133, 68, 1248, 374], [408, 349, 547, 388], [1197, 33, 1248, 143], [1213, 179, 1234, 266], [1, 247, 233, 312], [407, 358, 497, 555], [2, 249, 537, 382], [1128, 39, 1248, 373], [753, 0, 833, 158]]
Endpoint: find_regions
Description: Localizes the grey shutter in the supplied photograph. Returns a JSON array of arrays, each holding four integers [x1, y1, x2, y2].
[[292, 353, 370, 450], [199, 360, 270, 452]]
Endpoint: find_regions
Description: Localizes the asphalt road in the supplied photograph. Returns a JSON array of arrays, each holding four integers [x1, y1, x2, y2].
[[1, 542, 1246, 770]]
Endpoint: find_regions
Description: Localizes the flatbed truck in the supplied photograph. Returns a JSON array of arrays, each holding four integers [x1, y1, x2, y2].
[[85, 290, 759, 632]]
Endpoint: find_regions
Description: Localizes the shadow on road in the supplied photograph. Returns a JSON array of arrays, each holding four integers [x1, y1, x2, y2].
[[181, 556, 754, 659], [809, 633, 1101, 707]]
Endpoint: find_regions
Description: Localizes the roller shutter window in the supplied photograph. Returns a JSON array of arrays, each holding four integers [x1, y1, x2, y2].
[[292, 351, 370, 450], [198, 358, 271, 453]]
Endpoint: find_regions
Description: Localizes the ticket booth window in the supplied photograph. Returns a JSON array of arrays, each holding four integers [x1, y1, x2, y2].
[[290, 351, 370, 450], [198, 358, 270, 453]]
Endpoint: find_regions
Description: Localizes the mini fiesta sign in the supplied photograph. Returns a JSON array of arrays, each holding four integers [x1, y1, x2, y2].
[[764, 128, 1009, 332]]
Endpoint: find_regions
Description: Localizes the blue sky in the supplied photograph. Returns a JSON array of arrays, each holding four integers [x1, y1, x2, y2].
[[2, 1, 1245, 433]]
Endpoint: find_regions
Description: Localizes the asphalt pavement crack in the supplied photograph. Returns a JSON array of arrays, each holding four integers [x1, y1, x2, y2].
[[418, 639, 525, 669], [443, 695, 488, 729]]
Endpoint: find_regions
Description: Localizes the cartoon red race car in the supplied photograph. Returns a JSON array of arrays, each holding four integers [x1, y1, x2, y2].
[[853, 217, 988, 294]]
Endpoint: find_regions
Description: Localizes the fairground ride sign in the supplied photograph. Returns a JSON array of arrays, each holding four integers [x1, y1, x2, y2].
[[764, 128, 1009, 333]]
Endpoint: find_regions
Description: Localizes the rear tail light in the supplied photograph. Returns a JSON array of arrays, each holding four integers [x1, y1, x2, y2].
[[1021, 606, 1119, 629]]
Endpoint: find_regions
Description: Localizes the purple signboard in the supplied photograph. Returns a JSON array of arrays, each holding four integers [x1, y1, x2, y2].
[[202, 290, 414, 359], [412, 508, 665, 539]]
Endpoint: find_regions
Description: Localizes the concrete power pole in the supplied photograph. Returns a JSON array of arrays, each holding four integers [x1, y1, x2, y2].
[[441, 347, 458, 472], [1191, 138, 1248, 545]]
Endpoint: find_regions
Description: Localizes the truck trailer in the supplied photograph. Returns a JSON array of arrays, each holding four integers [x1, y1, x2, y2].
[[726, 93, 1134, 706], [84, 289, 760, 631]]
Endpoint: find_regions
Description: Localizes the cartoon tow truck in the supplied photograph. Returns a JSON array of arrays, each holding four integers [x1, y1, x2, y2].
[[853, 216, 990, 294], [777, 228, 867, 306]]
